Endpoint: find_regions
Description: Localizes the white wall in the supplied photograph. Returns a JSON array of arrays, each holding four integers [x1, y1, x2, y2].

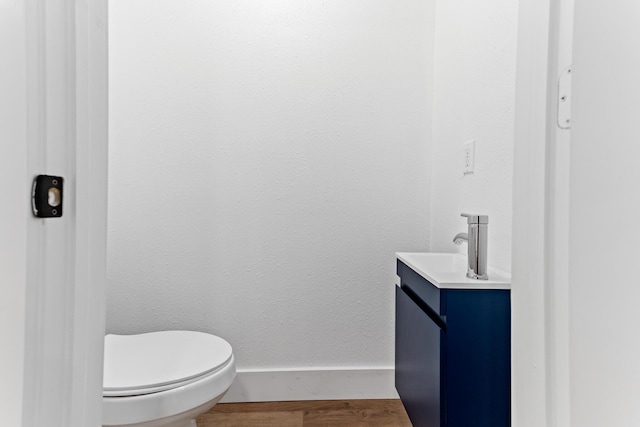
[[108, 0, 435, 393], [429, 0, 518, 272]]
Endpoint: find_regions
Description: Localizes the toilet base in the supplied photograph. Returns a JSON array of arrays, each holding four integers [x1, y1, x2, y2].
[[103, 394, 223, 427]]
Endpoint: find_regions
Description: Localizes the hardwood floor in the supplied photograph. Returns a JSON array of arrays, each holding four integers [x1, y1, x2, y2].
[[196, 399, 412, 427]]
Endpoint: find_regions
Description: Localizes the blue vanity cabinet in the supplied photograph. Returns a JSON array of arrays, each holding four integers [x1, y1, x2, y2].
[[395, 260, 511, 427]]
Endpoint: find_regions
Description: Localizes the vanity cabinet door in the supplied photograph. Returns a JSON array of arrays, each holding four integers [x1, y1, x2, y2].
[[444, 290, 511, 427], [395, 286, 443, 427]]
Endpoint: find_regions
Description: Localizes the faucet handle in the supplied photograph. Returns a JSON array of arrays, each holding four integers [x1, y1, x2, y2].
[[461, 213, 489, 224]]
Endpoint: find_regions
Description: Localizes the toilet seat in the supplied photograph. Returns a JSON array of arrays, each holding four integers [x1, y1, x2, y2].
[[103, 354, 236, 426], [104, 331, 233, 397]]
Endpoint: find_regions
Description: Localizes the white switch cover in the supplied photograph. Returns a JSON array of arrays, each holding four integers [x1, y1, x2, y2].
[[463, 140, 475, 174]]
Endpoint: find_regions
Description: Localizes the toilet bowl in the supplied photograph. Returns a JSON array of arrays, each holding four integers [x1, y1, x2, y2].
[[103, 331, 236, 427]]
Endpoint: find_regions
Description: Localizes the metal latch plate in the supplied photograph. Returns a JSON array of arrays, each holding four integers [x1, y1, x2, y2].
[[32, 175, 64, 218], [558, 65, 573, 129]]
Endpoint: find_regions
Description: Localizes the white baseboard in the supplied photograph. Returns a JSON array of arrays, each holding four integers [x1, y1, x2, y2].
[[220, 367, 398, 403]]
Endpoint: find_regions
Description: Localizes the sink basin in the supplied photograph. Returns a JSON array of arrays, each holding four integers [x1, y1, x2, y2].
[[396, 252, 511, 289]]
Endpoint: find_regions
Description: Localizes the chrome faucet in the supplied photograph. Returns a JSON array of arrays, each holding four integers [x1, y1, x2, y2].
[[453, 213, 489, 280]]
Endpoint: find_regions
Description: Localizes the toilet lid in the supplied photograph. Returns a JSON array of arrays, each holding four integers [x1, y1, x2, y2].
[[103, 331, 233, 396]]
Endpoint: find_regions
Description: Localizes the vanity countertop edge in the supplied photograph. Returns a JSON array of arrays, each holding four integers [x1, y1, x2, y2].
[[396, 252, 512, 290]]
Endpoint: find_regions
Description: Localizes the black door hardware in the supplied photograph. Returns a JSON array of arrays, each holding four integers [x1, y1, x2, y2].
[[32, 175, 64, 218]]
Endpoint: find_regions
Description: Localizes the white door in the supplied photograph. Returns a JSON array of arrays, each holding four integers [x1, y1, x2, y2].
[[568, 2, 640, 426], [0, 1, 108, 426]]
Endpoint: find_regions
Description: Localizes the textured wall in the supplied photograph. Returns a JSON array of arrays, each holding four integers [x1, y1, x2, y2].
[[429, 0, 518, 272], [107, 0, 435, 370]]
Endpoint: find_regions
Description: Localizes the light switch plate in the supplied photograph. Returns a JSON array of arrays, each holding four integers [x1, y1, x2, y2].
[[463, 140, 475, 174]]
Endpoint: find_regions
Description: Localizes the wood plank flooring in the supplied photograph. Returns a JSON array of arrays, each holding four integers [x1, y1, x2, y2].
[[196, 399, 412, 427]]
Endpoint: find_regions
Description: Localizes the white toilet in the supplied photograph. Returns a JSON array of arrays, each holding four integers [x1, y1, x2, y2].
[[103, 330, 236, 427]]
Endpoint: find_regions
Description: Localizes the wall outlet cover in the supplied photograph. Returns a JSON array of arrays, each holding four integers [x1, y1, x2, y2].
[[463, 140, 475, 174]]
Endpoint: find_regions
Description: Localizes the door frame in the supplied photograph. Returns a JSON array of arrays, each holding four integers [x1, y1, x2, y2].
[[65, 0, 109, 424], [1, 0, 108, 425], [512, 0, 573, 426], [0, 1, 30, 424], [4, 0, 575, 424]]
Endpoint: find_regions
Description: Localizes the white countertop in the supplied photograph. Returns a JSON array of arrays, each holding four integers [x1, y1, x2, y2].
[[396, 252, 511, 290]]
